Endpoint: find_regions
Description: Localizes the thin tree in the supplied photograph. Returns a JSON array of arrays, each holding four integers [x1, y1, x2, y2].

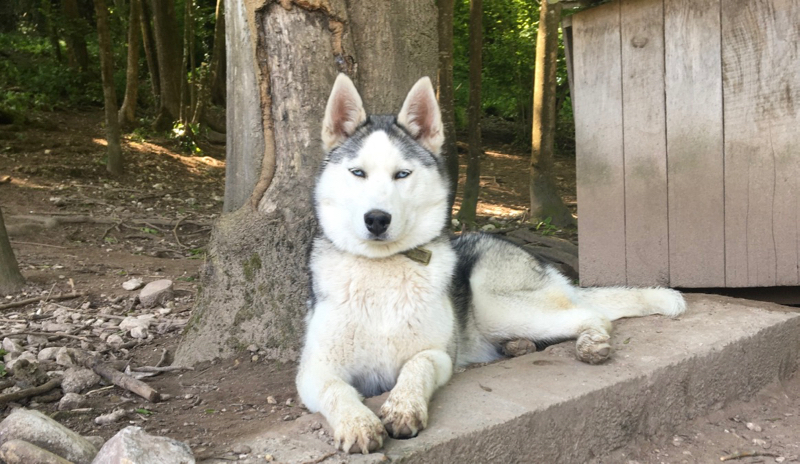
[[152, 0, 183, 130], [0, 208, 25, 295], [140, 0, 160, 100], [62, 0, 89, 72], [94, 0, 123, 175], [119, 0, 142, 128], [208, 0, 225, 107], [438, 0, 459, 218], [530, 0, 573, 227], [456, 0, 483, 225]]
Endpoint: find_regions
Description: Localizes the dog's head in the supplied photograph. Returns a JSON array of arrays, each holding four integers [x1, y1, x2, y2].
[[314, 74, 450, 259]]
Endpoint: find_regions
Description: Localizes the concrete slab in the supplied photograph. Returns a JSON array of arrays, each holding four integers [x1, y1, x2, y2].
[[218, 294, 800, 464]]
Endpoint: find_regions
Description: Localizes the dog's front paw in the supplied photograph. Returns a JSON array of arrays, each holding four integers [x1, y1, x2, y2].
[[576, 329, 611, 364], [334, 411, 386, 454], [380, 394, 428, 439]]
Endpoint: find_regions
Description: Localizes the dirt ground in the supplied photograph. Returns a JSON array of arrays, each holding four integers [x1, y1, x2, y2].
[[0, 111, 798, 463]]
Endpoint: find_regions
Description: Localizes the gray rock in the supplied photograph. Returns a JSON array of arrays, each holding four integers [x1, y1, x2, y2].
[[232, 443, 252, 455], [62, 368, 100, 394], [37, 347, 60, 362], [91, 426, 194, 464], [106, 334, 124, 348], [138, 280, 174, 308], [55, 347, 77, 367], [2, 338, 23, 354], [26, 335, 48, 347], [122, 278, 144, 291], [5, 352, 37, 373], [42, 322, 73, 333], [0, 409, 98, 464], [0, 439, 73, 464], [130, 326, 148, 339], [58, 392, 87, 410]]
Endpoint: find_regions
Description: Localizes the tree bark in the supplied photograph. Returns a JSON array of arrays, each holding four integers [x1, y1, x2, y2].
[[140, 0, 161, 100], [437, 0, 459, 220], [176, 0, 438, 365], [94, 0, 124, 175], [530, 0, 574, 227], [63, 0, 90, 72], [0, 208, 25, 295], [152, 0, 183, 130], [456, 0, 482, 225], [119, 0, 142, 129], [41, 0, 63, 63]]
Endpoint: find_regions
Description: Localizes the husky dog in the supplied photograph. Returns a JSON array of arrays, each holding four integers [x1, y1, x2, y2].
[[296, 74, 686, 454]]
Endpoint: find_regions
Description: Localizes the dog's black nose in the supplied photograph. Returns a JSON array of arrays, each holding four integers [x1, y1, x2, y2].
[[364, 210, 392, 236]]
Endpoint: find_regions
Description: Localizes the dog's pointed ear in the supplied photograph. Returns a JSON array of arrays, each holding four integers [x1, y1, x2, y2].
[[321, 74, 366, 153], [397, 77, 444, 156]]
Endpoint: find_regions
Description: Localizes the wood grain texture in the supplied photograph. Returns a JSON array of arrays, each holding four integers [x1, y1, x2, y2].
[[665, 0, 725, 287], [722, 0, 800, 286], [620, 0, 669, 286], [573, 1, 626, 286]]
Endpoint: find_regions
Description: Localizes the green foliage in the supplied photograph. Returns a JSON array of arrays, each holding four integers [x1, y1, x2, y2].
[[534, 216, 558, 236], [453, 0, 574, 150]]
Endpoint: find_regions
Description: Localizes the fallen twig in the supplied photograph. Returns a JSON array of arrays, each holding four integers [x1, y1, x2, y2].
[[9, 241, 69, 249], [0, 292, 86, 311], [0, 331, 91, 342], [155, 348, 169, 367], [720, 451, 779, 461], [9, 214, 211, 228], [130, 365, 194, 373], [0, 377, 62, 405], [86, 358, 161, 403], [173, 216, 190, 248], [101, 220, 122, 240]]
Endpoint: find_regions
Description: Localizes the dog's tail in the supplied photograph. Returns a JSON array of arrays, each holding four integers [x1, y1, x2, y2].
[[578, 287, 686, 321]]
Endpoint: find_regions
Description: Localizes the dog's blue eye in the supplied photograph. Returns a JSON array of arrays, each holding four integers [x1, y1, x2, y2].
[[350, 169, 365, 178], [395, 170, 412, 179]]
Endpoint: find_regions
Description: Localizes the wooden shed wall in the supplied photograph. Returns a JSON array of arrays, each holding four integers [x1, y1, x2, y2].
[[571, 0, 800, 288]]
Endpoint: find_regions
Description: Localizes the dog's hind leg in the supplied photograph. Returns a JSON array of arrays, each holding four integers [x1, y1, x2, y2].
[[380, 349, 453, 439], [296, 359, 386, 454]]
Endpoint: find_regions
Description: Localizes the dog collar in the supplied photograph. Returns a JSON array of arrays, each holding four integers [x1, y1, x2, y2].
[[401, 247, 432, 265]]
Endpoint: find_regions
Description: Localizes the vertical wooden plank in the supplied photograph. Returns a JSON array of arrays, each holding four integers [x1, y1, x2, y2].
[[722, 0, 800, 287], [573, 1, 626, 286], [620, 0, 669, 286], [665, 0, 725, 287]]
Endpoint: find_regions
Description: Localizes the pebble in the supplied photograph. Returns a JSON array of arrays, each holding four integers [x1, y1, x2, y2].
[[62, 367, 101, 394], [138, 280, 174, 308], [122, 278, 144, 291], [58, 392, 88, 411], [746, 422, 762, 432], [92, 426, 194, 464], [2, 338, 23, 353], [95, 409, 127, 426], [0, 439, 73, 464], [266, 396, 277, 405]]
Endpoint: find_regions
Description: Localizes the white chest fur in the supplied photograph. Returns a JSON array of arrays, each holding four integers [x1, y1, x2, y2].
[[305, 238, 457, 394]]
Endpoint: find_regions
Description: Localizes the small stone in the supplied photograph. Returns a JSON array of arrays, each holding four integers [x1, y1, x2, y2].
[[122, 278, 144, 291], [58, 392, 87, 410], [285, 398, 293, 406], [138, 280, 174, 308], [157, 307, 171, 316], [480, 223, 496, 231], [251, 355, 259, 362], [2, 338, 23, 354], [130, 326, 148, 339], [232, 444, 251, 455], [264, 455, 274, 462], [55, 347, 79, 367], [746, 422, 762, 432], [0, 439, 73, 464], [775, 457, 785, 463], [6, 352, 37, 373], [94, 409, 127, 425], [451, 218, 460, 228], [246, 344, 258, 353], [93, 426, 194, 464], [282, 415, 292, 421], [752, 438, 767, 447], [266, 396, 277, 405], [26, 335, 48, 347], [37, 347, 60, 362], [310, 421, 322, 431], [106, 334, 124, 348], [62, 367, 100, 394], [42, 322, 73, 333], [0, 409, 98, 464]]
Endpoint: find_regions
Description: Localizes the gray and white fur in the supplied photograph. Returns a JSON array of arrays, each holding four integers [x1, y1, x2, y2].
[[296, 74, 686, 454]]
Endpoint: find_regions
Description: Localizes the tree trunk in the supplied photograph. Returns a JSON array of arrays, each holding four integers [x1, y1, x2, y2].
[[437, 0, 459, 220], [530, 0, 573, 227], [118, 0, 142, 129], [42, 0, 63, 63], [140, 0, 161, 100], [175, 0, 438, 366], [456, 0, 482, 225], [63, 0, 90, 72], [0, 208, 25, 295], [94, 0, 124, 175], [152, 0, 183, 130], [209, 0, 226, 107]]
